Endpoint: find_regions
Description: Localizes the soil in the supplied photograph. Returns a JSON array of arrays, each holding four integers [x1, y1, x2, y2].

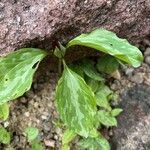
[[0, 42, 150, 150]]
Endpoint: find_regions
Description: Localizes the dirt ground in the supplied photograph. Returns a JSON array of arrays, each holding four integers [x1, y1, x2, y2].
[[0, 41, 150, 150]]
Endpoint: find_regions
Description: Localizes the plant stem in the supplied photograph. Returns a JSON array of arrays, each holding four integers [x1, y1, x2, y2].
[[58, 59, 62, 75]]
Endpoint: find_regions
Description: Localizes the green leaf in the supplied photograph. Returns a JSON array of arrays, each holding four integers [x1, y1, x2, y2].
[[61, 144, 70, 150], [62, 129, 76, 145], [77, 136, 110, 150], [25, 127, 39, 142], [0, 127, 11, 144], [98, 110, 117, 127], [80, 59, 104, 81], [55, 64, 97, 137], [31, 140, 43, 150], [69, 64, 84, 78], [6, 147, 15, 150], [97, 136, 110, 150], [67, 29, 143, 67], [86, 78, 100, 93], [97, 55, 119, 74], [0, 48, 47, 105], [0, 103, 9, 120], [111, 108, 123, 117], [54, 42, 66, 58], [95, 83, 112, 110], [54, 47, 63, 58]]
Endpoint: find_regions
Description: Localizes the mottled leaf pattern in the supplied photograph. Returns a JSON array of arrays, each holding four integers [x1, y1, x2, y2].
[[95, 83, 112, 110], [55, 65, 97, 137], [86, 78, 100, 93], [97, 55, 119, 74], [25, 127, 39, 142], [80, 59, 104, 81], [0, 127, 11, 144], [62, 129, 76, 145], [98, 110, 117, 126], [61, 144, 70, 150], [31, 140, 43, 150], [77, 136, 110, 150], [67, 29, 143, 67], [0, 103, 9, 121], [111, 108, 123, 117], [0, 48, 47, 104]]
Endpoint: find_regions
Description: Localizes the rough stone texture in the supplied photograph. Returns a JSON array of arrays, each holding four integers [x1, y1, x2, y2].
[[111, 84, 150, 150], [0, 0, 150, 56]]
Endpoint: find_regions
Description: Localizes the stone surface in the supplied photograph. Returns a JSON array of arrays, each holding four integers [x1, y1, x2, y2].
[[111, 84, 150, 150], [0, 0, 150, 56]]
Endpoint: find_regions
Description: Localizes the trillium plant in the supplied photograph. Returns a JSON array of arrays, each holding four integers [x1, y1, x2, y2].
[[0, 29, 143, 150]]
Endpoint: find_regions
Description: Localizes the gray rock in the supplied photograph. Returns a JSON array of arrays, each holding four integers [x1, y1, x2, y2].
[[145, 56, 150, 65], [144, 47, 150, 57], [130, 73, 144, 84], [111, 84, 150, 150], [0, 0, 150, 56]]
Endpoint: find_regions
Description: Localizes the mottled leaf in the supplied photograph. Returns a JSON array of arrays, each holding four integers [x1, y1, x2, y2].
[[77, 136, 110, 150], [54, 42, 66, 59], [97, 55, 119, 74], [0, 127, 11, 144], [67, 29, 143, 67], [0, 103, 9, 120], [54, 47, 63, 59], [98, 110, 117, 127], [61, 144, 70, 150], [55, 64, 96, 137], [69, 64, 84, 78], [6, 147, 15, 150], [95, 83, 112, 110], [97, 136, 110, 150], [25, 127, 39, 142], [111, 108, 123, 117], [31, 140, 43, 150], [62, 129, 76, 145], [80, 59, 104, 81], [85, 78, 100, 93], [0, 48, 47, 104]]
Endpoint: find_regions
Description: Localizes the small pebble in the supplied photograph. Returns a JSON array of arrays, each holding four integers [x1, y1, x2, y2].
[[125, 68, 134, 77], [20, 97, 27, 103], [3, 121, 9, 127], [143, 39, 150, 46], [145, 56, 150, 65], [0, 2, 4, 9], [144, 47, 150, 56], [55, 128, 62, 135], [130, 73, 144, 84], [44, 139, 55, 147], [54, 135, 58, 140], [41, 115, 47, 120], [110, 70, 121, 80], [34, 102, 39, 108], [24, 112, 30, 117]]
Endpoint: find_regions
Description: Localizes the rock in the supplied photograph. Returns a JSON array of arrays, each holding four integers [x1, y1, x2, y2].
[[24, 112, 30, 117], [110, 84, 150, 150], [130, 73, 144, 84], [125, 67, 134, 77], [0, 0, 150, 56], [144, 73, 150, 85], [144, 47, 150, 57], [145, 56, 150, 65], [3, 121, 9, 127], [44, 139, 55, 147], [110, 70, 121, 80]]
